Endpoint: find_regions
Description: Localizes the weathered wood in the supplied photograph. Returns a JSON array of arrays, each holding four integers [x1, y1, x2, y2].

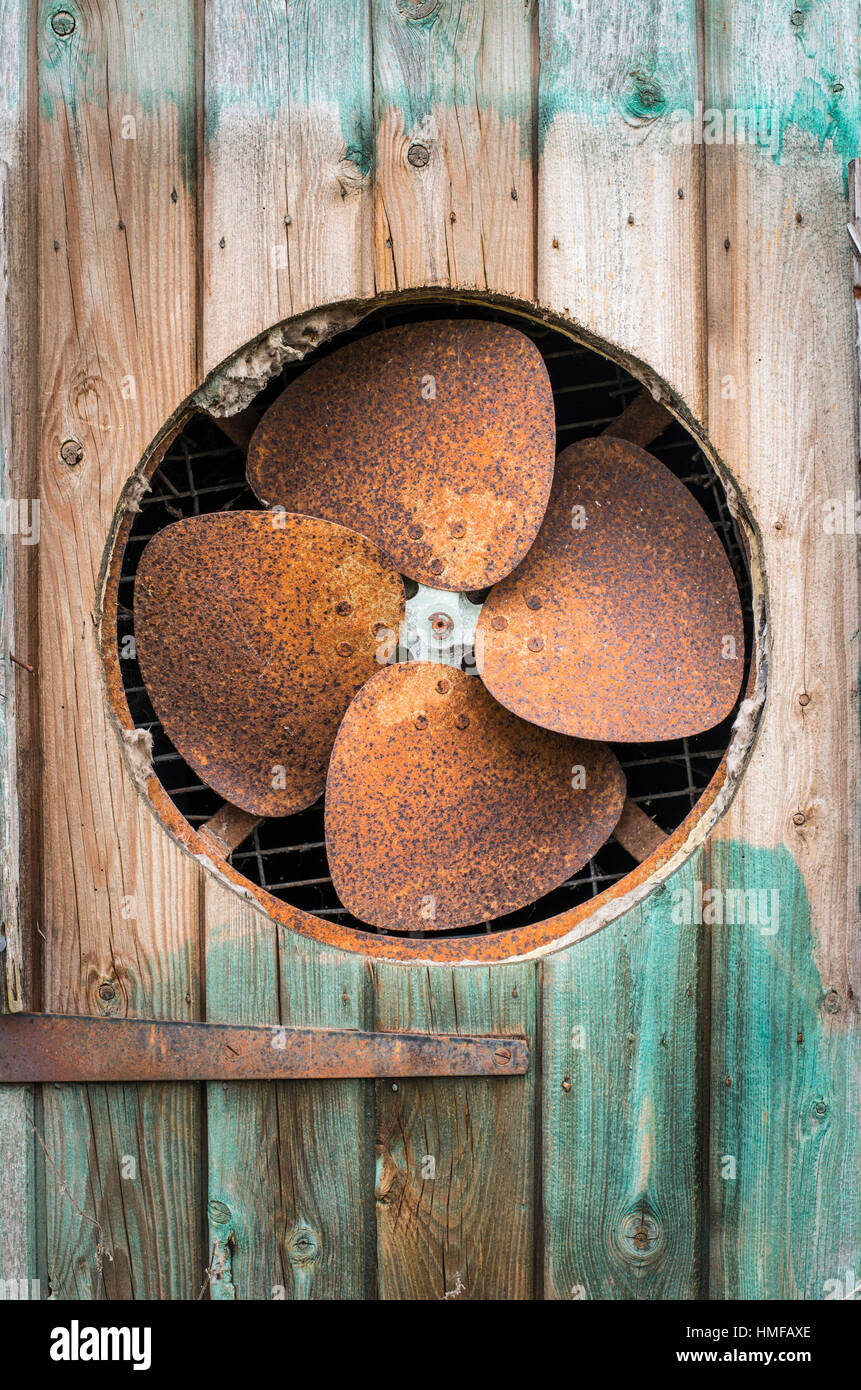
[[538, 0, 705, 418], [204, 886, 280, 1301], [0, 0, 32, 1018], [374, 962, 537, 1300], [372, 0, 535, 299], [203, 0, 374, 372], [537, 0, 708, 1303], [543, 855, 706, 1300], [201, 4, 379, 1298], [0, 0, 38, 1296], [703, 0, 861, 1297], [36, 0, 203, 1298], [204, 891, 377, 1301]]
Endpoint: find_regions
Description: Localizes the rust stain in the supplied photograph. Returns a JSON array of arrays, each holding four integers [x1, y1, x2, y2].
[[325, 664, 626, 932], [134, 511, 404, 816], [0, 1013, 529, 1080], [245, 319, 556, 591], [477, 436, 744, 741]]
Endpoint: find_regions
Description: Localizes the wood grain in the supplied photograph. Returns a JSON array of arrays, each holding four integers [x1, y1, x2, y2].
[[374, 962, 537, 1300], [538, 0, 705, 418], [536, 0, 708, 1304], [0, 0, 39, 1299], [203, 0, 374, 372], [372, 0, 536, 299], [703, 0, 861, 1298], [543, 855, 706, 1299], [201, 2, 379, 1298], [204, 892, 376, 1300], [36, 0, 203, 1299]]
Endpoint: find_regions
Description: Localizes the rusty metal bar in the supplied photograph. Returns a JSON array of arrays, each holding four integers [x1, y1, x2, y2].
[[613, 797, 669, 863], [198, 802, 262, 858], [0, 1014, 528, 1082], [600, 388, 673, 448]]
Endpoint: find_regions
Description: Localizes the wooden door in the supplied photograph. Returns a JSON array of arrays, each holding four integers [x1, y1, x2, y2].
[[0, 0, 858, 1301]]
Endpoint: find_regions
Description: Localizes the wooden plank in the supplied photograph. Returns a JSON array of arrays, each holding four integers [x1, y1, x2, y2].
[[204, 891, 375, 1300], [374, 962, 537, 1300], [273, 928, 375, 1299], [200, 0, 378, 1302], [703, 0, 861, 1298], [543, 855, 706, 1300], [538, 0, 704, 417], [37, 0, 204, 1298], [537, 0, 708, 1303], [0, 0, 39, 1297], [203, 0, 374, 372], [203, 886, 280, 1301], [372, 0, 536, 299]]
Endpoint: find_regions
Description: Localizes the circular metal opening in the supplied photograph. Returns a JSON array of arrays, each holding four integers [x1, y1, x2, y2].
[[105, 296, 755, 960]]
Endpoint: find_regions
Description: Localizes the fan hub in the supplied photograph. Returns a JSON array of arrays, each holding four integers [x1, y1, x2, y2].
[[401, 584, 481, 670]]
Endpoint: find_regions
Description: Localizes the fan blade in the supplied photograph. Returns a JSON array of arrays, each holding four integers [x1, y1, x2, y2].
[[135, 512, 405, 817], [325, 664, 625, 932], [476, 437, 745, 741], [246, 320, 556, 591]]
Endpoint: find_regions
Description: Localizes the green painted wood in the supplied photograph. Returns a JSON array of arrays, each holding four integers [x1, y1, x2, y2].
[[203, 0, 374, 365], [204, 892, 281, 1301], [373, 962, 537, 1300], [537, 0, 705, 419], [43, 1081, 204, 1299], [204, 893, 376, 1300], [708, 842, 860, 1298], [543, 854, 707, 1300], [274, 928, 375, 1299], [704, 0, 861, 1300]]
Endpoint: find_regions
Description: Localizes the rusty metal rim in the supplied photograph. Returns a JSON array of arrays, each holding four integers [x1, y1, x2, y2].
[[99, 292, 762, 966]]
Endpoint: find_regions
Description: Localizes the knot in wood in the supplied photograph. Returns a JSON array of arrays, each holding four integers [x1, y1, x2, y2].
[[620, 1211, 660, 1256], [50, 11, 76, 37], [287, 1224, 320, 1266], [407, 143, 430, 168], [60, 438, 83, 468]]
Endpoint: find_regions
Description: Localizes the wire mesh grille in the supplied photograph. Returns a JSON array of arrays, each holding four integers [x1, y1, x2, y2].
[[117, 301, 753, 938]]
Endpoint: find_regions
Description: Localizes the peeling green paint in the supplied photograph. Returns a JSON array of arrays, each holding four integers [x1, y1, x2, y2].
[[37, 2, 198, 194], [710, 840, 860, 1299], [372, 0, 534, 164], [538, 0, 861, 180], [205, 0, 374, 182]]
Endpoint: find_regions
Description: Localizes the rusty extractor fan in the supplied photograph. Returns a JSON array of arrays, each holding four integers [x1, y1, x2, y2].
[[135, 320, 744, 933]]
